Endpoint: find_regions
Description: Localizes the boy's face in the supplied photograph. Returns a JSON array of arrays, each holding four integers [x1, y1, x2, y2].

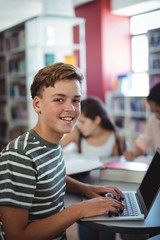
[[148, 101, 160, 120], [33, 79, 81, 141]]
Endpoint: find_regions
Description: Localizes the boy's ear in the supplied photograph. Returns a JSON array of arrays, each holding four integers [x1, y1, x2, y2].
[[33, 96, 41, 114]]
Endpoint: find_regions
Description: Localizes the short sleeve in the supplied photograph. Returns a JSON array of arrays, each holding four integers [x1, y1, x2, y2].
[[0, 148, 37, 209]]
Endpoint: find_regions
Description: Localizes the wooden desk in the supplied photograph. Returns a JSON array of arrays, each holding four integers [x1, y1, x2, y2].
[[64, 170, 160, 237]]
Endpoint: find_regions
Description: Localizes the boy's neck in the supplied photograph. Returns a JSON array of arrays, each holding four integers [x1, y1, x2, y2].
[[33, 125, 63, 144]]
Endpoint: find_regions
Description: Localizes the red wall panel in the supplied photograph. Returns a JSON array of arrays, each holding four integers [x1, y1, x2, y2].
[[75, 0, 131, 101]]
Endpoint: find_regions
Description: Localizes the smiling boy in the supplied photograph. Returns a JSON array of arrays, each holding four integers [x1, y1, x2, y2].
[[0, 62, 124, 240]]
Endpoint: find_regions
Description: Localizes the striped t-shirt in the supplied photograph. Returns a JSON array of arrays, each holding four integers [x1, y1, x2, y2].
[[0, 129, 66, 240]]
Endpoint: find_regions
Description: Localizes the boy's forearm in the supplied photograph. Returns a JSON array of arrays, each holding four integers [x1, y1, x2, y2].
[[66, 175, 89, 195], [1, 204, 82, 240]]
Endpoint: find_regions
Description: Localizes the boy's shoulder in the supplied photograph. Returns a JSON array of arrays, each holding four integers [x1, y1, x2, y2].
[[1, 130, 40, 154]]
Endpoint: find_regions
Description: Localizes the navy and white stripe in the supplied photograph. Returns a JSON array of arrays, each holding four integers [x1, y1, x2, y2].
[[0, 129, 66, 240]]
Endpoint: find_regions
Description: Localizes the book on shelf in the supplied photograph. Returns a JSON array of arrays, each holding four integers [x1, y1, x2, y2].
[[5, 29, 25, 50], [149, 53, 160, 70], [130, 97, 146, 112], [10, 83, 26, 98], [148, 29, 160, 50], [99, 157, 149, 183], [65, 55, 77, 66], [8, 57, 25, 74], [44, 53, 55, 66], [149, 75, 160, 89]]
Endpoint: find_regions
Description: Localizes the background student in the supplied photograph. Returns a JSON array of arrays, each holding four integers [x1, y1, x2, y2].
[[62, 96, 124, 159], [0, 62, 124, 240], [124, 82, 160, 161], [61, 96, 124, 240]]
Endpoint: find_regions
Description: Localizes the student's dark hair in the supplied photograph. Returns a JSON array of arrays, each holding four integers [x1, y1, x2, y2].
[[81, 96, 115, 131], [30, 62, 83, 99], [78, 96, 123, 155], [147, 82, 160, 105]]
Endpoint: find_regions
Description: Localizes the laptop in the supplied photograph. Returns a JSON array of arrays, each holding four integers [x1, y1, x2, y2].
[[81, 148, 160, 221]]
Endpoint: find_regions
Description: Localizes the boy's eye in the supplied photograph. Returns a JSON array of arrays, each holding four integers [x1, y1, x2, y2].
[[73, 99, 81, 103], [54, 98, 64, 102]]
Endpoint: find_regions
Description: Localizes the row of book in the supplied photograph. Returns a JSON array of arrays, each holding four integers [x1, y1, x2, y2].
[[0, 58, 5, 74], [114, 117, 146, 132], [0, 125, 28, 149], [0, 80, 6, 96], [1, 53, 77, 75], [125, 118, 146, 132], [0, 29, 25, 53], [0, 35, 4, 52], [11, 104, 28, 121], [110, 97, 147, 113], [130, 97, 147, 112], [8, 126, 28, 141], [149, 53, 160, 70], [149, 75, 160, 88], [148, 31, 160, 49], [0, 122, 7, 138], [44, 53, 77, 66], [8, 57, 25, 74], [9, 83, 26, 98], [5, 29, 25, 51]]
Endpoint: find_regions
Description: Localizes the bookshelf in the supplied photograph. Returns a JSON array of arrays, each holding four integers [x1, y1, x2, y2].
[[0, 15, 86, 150], [105, 92, 151, 147], [148, 28, 160, 89]]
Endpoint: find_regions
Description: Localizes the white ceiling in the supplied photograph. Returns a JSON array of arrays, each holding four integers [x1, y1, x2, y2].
[[112, 0, 160, 16], [1, 0, 160, 33], [0, 0, 93, 32]]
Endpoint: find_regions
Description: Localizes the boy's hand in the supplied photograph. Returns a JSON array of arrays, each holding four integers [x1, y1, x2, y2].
[[78, 196, 124, 219], [82, 184, 124, 201]]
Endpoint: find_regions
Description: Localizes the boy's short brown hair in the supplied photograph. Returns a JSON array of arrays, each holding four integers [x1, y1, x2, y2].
[[30, 62, 83, 99]]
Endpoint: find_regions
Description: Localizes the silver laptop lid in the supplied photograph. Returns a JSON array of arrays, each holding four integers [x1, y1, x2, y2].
[[137, 148, 160, 218]]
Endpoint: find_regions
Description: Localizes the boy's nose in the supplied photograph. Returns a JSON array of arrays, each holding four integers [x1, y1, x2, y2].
[[64, 104, 75, 111]]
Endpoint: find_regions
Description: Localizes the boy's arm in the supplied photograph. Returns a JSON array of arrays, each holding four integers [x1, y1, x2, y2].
[[0, 203, 82, 240], [66, 175, 124, 200], [0, 181, 124, 240]]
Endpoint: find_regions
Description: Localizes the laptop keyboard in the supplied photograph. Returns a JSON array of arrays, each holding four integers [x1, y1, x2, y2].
[[121, 192, 140, 216], [105, 192, 140, 217]]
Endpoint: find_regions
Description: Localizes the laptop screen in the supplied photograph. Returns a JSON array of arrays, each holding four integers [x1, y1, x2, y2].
[[137, 148, 160, 217]]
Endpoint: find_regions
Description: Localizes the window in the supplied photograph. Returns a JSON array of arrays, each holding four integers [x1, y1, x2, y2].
[[129, 10, 160, 96]]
